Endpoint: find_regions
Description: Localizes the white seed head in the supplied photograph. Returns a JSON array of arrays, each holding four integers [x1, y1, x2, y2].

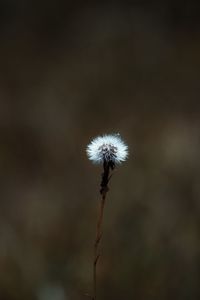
[[86, 134, 128, 165]]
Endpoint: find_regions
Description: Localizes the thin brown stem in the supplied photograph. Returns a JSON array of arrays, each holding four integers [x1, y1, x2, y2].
[[93, 161, 112, 300], [93, 194, 106, 300]]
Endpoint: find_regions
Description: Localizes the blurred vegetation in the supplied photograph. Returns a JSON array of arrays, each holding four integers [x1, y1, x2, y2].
[[0, 1, 200, 299]]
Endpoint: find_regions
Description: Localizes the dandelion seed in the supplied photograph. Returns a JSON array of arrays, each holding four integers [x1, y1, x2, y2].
[[86, 134, 128, 167]]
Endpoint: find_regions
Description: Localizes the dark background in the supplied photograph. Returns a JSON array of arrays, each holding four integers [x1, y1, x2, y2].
[[0, 1, 200, 299]]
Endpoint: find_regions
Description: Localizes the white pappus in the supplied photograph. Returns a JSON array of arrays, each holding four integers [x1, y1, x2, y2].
[[86, 133, 128, 166]]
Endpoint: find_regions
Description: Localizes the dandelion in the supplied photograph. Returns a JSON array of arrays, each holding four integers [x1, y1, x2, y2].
[[86, 134, 128, 300], [86, 134, 128, 167]]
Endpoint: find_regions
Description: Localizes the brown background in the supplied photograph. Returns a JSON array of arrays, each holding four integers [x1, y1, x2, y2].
[[0, 1, 200, 299]]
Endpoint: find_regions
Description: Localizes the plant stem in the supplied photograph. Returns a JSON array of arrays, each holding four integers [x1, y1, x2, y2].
[[93, 161, 111, 300]]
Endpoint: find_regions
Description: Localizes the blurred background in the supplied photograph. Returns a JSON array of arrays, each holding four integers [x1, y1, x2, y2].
[[0, 0, 200, 299]]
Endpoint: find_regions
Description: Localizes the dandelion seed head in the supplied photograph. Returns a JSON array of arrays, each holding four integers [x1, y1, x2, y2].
[[86, 134, 128, 165]]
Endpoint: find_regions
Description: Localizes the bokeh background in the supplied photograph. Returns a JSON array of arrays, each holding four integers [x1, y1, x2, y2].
[[0, 1, 200, 299]]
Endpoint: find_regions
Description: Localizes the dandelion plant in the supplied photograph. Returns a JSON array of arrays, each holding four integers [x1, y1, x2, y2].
[[86, 134, 128, 300]]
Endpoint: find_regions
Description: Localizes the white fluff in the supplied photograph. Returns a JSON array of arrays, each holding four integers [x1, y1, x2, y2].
[[86, 134, 128, 164]]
